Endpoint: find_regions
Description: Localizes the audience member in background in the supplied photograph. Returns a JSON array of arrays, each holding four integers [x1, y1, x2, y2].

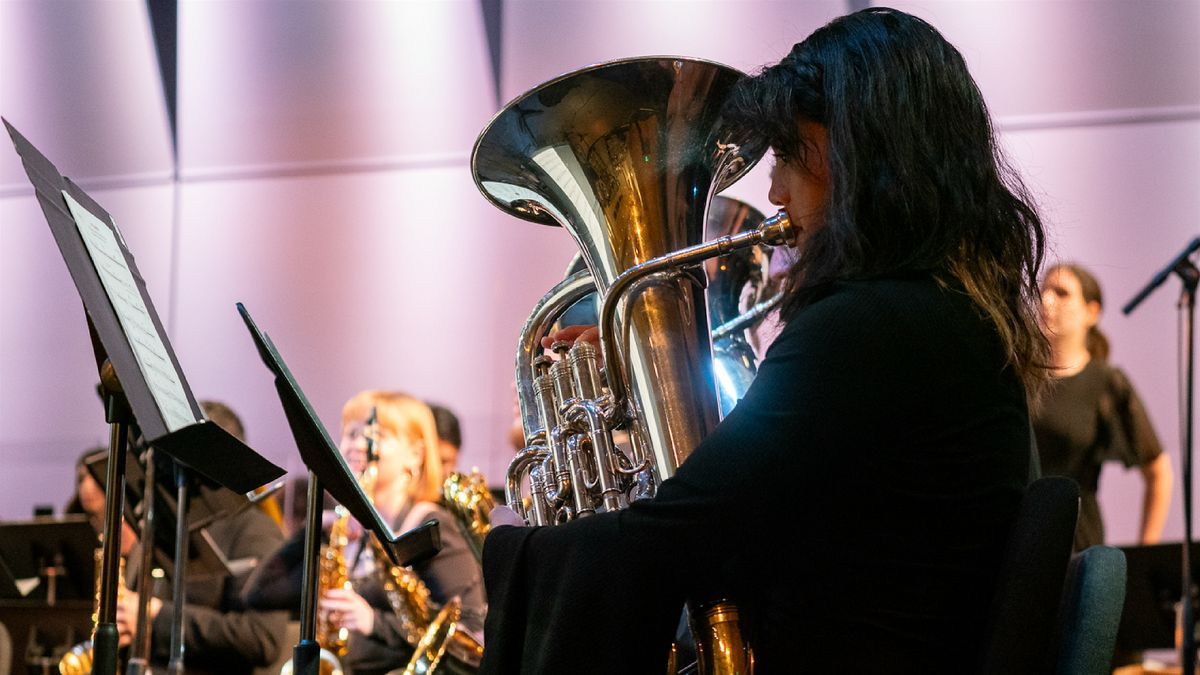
[[1034, 263, 1173, 550], [113, 400, 287, 675]]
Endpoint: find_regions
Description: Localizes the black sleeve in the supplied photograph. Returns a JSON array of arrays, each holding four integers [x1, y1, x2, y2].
[[480, 279, 1030, 674], [240, 528, 305, 611], [480, 281, 999, 674], [1103, 367, 1165, 468], [151, 510, 289, 670]]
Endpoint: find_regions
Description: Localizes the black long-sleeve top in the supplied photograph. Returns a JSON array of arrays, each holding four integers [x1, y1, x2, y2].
[[480, 274, 1031, 674]]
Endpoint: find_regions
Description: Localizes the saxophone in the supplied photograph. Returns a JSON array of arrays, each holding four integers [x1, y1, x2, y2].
[[279, 505, 352, 675], [58, 547, 126, 675]]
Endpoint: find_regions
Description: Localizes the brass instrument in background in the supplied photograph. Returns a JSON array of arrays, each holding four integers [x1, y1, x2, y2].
[[280, 504, 351, 675], [59, 547, 126, 675], [473, 56, 796, 675], [442, 469, 493, 564]]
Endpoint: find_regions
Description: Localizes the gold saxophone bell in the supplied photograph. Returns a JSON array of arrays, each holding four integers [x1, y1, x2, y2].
[[59, 547, 125, 675], [279, 649, 345, 675], [473, 56, 796, 674], [57, 641, 92, 675]]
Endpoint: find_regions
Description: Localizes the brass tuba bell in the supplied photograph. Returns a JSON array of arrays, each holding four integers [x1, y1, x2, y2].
[[473, 56, 795, 675], [474, 56, 767, 480]]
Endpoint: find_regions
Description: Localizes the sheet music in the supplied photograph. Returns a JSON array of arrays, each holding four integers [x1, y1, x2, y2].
[[63, 191, 195, 432]]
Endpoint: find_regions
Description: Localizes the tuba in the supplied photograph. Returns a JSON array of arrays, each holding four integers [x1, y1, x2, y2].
[[472, 57, 794, 674], [558, 195, 782, 418]]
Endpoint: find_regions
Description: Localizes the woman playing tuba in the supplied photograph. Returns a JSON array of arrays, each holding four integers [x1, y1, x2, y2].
[[477, 7, 1050, 674]]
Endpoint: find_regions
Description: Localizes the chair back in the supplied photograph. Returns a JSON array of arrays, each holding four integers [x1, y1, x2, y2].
[[979, 476, 1080, 674], [1054, 546, 1128, 675]]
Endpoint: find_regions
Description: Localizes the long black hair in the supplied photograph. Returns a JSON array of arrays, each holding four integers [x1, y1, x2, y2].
[[725, 7, 1049, 393]]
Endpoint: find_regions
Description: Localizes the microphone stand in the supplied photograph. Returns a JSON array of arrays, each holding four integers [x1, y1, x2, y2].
[[127, 446, 156, 675], [1124, 236, 1200, 675], [294, 471, 325, 675], [167, 463, 192, 675]]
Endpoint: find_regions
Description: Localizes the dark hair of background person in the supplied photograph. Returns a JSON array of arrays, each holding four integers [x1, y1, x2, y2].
[[724, 7, 1049, 394], [429, 403, 462, 449], [1046, 262, 1110, 362], [64, 446, 107, 516], [200, 399, 245, 441]]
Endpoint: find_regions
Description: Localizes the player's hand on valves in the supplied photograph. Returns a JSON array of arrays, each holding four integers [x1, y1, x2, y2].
[[540, 325, 599, 351], [490, 505, 525, 528]]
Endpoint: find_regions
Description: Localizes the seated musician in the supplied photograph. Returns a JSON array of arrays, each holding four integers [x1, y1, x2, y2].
[[480, 8, 1049, 674], [323, 391, 484, 675], [113, 401, 288, 675], [65, 447, 137, 556], [246, 391, 484, 675]]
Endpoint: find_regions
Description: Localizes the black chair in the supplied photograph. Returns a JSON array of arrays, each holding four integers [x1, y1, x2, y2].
[[979, 476, 1080, 674], [1053, 545, 1128, 675]]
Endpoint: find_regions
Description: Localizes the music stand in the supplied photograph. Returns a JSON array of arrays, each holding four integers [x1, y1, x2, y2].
[[82, 449, 238, 578], [236, 302, 440, 675], [1118, 542, 1200, 653], [0, 517, 96, 603], [5, 119, 286, 675]]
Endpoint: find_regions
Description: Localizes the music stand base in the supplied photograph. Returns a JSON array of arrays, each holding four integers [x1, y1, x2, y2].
[[93, 623, 121, 675], [293, 640, 321, 675]]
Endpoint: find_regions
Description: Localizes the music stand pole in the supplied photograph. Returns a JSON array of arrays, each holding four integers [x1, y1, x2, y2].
[[167, 463, 191, 675], [1178, 262, 1197, 675], [127, 446, 156, 675], [95, 362, 132, 675], [294, 471, 324, 675]]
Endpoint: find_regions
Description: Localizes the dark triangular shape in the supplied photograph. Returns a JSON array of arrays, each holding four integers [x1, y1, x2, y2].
[[146, 0, 179, 155], [480, 0, 504, 107]]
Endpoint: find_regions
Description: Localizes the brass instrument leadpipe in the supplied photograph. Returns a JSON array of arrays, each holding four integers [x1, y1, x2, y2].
[[711, 292, 784, 342], [598, 210, 794, 434], [515, 272, 596, 443], [504, 447, 547, 525]]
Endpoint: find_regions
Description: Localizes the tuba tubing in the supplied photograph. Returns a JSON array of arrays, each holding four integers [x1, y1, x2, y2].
[[598, 210, 793, 423], [515, 271, 596, 444]]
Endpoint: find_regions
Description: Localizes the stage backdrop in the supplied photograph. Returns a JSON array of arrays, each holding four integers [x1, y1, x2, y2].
[[1, 0, 1197, 547]]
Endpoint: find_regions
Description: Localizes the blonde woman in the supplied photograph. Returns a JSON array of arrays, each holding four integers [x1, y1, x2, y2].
[[321, 390, 484, 675]]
